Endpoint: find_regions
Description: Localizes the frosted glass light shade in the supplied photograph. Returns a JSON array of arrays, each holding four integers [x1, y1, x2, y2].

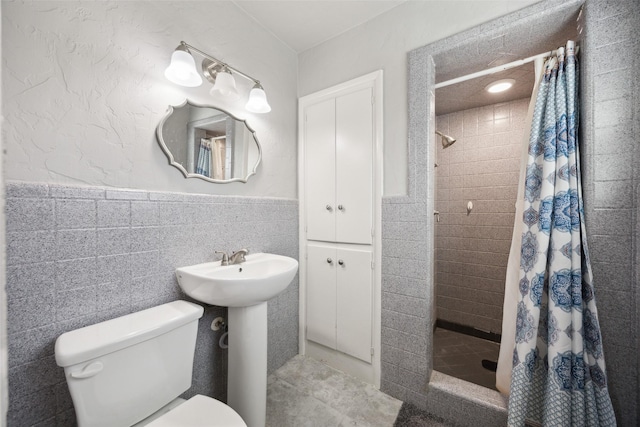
[[165, 50, 202, 87], [485, 79, 515, 93], [211, 70, 240, 100], [245, 86, 271, 113]]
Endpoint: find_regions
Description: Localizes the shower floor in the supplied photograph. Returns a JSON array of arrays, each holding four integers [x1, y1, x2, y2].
[[433, 327, 500, 391]]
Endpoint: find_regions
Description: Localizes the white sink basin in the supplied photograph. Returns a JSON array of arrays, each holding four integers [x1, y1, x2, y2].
[[176, 252, 298, 307]]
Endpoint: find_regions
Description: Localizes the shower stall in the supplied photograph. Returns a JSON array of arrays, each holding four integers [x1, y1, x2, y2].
[[433, 95, 530, 389], [395, 1, 637, 424], [429, 2, 583, 392]]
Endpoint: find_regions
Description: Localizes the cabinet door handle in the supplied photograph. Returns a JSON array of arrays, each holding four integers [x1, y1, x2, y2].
[[338, 259, 344, 266], [337, 204, 344, 211], [327, 258, 333, 264], [326, 204, 333, 212]]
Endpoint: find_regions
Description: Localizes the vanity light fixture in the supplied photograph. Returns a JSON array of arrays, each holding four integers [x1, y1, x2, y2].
[[165, 41, 271, 113], [485, 78, 516, 93], [164, 45, 202, 87], [246, 83, 271, 114], [210, 65, 240, 100]]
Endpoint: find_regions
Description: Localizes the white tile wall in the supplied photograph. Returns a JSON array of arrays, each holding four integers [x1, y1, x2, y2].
[[434, 98, 529, 333]]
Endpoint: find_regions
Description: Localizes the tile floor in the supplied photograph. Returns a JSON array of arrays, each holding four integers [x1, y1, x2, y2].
[[266, 330, 500, 427], [266, 355, 403, 427], [432, 327, 500, 390]]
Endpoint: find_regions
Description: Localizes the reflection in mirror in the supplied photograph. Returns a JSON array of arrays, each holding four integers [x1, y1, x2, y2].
[[156, 100, 262, 183]]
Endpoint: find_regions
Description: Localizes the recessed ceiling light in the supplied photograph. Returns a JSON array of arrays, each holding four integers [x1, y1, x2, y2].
[[485, 79, 516, 93]]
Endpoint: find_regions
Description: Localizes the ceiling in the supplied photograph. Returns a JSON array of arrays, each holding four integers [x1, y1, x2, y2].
[[435, 63, 535, 115], [232, 0, 406, 53], [434, 4, 579, 115], [232, 1, 575, 116]]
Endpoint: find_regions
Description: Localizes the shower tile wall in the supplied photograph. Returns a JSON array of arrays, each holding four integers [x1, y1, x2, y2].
[[581, 1, 640, 425], [380, 52, 434, 407], [389, 0, 639, 425], [435, 98, 529, 333], [5, 182, 299, 427]]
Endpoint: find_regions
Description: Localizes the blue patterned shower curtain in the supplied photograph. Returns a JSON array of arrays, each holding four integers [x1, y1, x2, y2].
[[195, 138, 212, 177], [507, 41, 616, 426]]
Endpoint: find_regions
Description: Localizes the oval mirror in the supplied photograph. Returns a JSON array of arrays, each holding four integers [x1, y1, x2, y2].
[[156, 100, 262, 183]]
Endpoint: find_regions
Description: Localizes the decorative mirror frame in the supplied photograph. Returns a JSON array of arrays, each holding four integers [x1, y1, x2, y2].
[[156, 99, 262, 183]]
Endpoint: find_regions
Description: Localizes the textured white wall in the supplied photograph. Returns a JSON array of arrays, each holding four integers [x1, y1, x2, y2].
[[2, 1, 298, 198], [298, 0, 540, 196]]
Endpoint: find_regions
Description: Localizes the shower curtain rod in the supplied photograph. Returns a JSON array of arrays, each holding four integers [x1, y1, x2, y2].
[[435, 46, 579, 89]]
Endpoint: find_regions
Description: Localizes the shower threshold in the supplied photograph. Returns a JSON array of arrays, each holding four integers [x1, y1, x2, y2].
[[433, 324, 501, 391]]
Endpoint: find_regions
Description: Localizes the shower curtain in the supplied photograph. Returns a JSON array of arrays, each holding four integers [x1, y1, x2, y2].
[[501, 41, 616, 426], [212, 137, 227, 180], [496, 56, 545, 395], [196, 138, 212, 178]]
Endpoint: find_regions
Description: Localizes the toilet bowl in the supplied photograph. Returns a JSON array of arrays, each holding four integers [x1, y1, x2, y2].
[[55, 300, 246, 427]]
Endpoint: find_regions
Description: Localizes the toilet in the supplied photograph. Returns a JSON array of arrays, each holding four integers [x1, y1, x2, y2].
[[55, 300, 247, 427]]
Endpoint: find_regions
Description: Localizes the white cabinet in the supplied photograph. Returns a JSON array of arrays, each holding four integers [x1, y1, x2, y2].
[[306, 243, 373, 363], [305, 98, 336, 241], [305, 87, 373, 244], [299, 71, 382, 386]]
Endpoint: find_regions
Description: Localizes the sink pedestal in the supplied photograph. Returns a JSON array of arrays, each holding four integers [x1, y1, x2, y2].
[[227, 302, 268, 427], [175, 253, 298, 427]]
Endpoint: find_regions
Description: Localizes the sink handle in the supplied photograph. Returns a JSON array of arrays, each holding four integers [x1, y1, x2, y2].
[[230, 248, 249, 264], [215, 251, 230, 266]]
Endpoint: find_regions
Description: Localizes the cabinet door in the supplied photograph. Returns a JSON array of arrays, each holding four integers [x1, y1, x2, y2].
[[305, 99, 336, 242], [306, 244, 337, 349], [335, 88, 373, 244], [336, 247, 373, 363]]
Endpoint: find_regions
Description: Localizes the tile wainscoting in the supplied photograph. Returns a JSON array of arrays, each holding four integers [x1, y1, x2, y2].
[[5, 181, 299, 426]]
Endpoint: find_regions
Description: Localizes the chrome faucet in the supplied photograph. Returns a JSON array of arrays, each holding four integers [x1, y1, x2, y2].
[[215, 249, 249, 265], [215, 251, 230, 266], [229, 249, 249, 265]]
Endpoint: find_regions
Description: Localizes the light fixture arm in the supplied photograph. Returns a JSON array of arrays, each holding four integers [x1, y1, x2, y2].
[[179, 41, 261, 87]]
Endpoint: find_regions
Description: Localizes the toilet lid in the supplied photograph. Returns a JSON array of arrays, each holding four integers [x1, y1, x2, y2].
[[145, 395, 247, 427]]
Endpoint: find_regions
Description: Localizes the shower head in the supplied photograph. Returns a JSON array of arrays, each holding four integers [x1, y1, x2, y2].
[[435, 130, 456, 148]]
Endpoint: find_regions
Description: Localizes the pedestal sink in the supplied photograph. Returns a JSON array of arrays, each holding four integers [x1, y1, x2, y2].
[[176, 253, 298, 427]]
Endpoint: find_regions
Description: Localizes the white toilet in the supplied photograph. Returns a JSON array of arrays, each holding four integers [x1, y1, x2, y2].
[[55, 300, 247, 427]]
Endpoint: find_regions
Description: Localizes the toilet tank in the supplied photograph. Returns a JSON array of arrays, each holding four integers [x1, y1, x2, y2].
[[55, 300, 204, 427]]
